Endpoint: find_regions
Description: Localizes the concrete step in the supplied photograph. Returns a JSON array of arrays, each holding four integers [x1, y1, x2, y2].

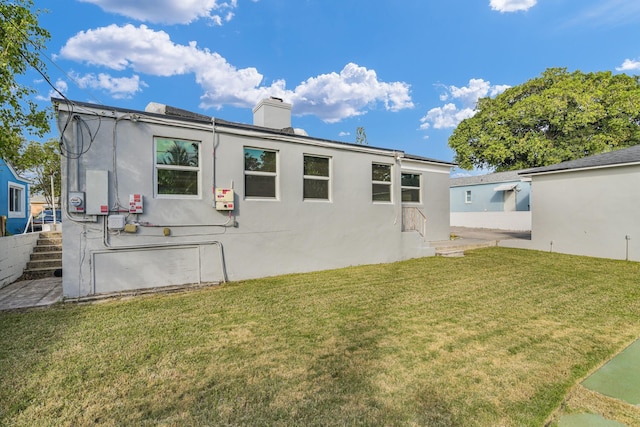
[[27, 258, 63, 270], [40, 231, 62, 238], [19, 231, 63, 281], [37, 237, 62, 246], [20, 267, 62, 280], [436, 249, 464, 257], [30, 251, 63, 261], [433, 240, 497, 257], [34, 244, 62, 253]]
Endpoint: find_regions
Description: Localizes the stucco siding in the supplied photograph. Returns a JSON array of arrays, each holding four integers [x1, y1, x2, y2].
[[502, 165, 640, 261], [58, 102, 451, 297], [422, 169, 451, 241], [450, 181, 530, 213]]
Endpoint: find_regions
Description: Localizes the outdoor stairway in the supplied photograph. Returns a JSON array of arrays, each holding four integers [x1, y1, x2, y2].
[[21, 231, 62, 280]]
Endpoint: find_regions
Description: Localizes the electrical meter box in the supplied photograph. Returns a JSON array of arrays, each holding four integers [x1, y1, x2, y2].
[[215, 188, 234, 211], [129, 194, 143, 214], [86, 170, 109, 215], [69, 191, 85, 213]]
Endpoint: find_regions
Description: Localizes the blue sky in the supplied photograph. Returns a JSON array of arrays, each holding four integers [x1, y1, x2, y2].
[[25, 0, 640, 174]]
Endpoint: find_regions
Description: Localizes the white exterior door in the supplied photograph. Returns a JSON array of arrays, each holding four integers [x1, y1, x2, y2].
[[504, 190, 516, 212]]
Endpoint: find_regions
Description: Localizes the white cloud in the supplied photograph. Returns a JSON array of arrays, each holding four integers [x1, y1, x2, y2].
[[58, 24, 413, 122], [338, 131, 350, 137], [450, 170, 473, 178], [76, 0, 239, 25], [51, 79, 69, 98], [289, 63, 413, 123], [616, 58, 640, 72], [490, 0, 536, 13], [71, 72, 147, 99], [566, 1, 640, 29], [36, 79, 69, 101], [420, 104, 475, 130], [420, 79, 509, 130]]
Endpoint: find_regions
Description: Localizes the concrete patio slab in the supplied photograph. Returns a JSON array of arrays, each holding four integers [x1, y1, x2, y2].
[[0, 277, 62, 311], [430, 226, 531, 255]]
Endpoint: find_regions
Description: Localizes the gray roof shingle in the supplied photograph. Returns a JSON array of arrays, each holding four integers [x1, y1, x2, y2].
[[521, 145, 640, 175]]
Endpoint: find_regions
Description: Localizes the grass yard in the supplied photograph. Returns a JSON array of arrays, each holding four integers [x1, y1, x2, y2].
[[1, 247, 640, 426]]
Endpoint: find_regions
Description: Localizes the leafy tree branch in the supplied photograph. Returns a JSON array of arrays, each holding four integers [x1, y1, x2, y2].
[[449, 68, 640, 171], [0, 0, 51, 163]]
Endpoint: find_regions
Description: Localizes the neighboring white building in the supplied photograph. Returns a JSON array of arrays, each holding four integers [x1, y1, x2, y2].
[[501, 145, 640, 261], [55, 97, 454, 298]]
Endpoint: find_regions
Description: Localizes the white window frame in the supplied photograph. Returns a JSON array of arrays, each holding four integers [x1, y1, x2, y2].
[[244, 147, 279, 200], [154, 137, 201, 199], [303, 154, 331, 201], [465, 190, 472, 204], [8, 182, 26, 218], [401, 172, 421, 204], [372, 163, 393, 203]]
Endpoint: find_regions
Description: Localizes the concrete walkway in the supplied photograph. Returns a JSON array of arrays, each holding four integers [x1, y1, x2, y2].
[[430, 226, 531, 256], [449, 226, 531, 241], [0, 277, 62, 311]]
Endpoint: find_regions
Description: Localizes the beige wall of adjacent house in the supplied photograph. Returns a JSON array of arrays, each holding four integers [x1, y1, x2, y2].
[[501, 165, 640, 261], [30, 196, 61, 218]]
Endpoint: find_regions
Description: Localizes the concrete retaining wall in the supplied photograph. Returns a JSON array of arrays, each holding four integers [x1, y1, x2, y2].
[[450, 211, 531, 231], [0, 233, 39, 288]]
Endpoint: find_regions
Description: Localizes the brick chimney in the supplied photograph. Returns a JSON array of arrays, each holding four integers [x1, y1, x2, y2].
[[253, 97, 292, 129]]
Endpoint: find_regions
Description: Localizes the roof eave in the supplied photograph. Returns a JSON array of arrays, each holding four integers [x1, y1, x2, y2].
[[520, 161, 640, 177]]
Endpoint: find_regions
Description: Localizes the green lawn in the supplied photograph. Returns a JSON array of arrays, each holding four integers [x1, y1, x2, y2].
[[1, 247, 639, 426]]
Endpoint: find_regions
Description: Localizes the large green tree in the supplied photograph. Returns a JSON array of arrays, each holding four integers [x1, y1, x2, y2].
[[0, 0, 51, 163], [449, 68, 640, 171], [13, 139, 60, 208]]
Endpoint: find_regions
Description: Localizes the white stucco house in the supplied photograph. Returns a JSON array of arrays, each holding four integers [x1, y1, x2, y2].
[[54, 97, 454, 298], [501, 145, 640, 261]]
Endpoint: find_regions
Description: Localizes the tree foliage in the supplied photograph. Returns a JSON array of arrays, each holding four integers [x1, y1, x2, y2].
[[0, 0, 51, 163], [13, 139, 60, 207], [157, 141, 199, 195], [448, 68, 640, 171], [161, 141, 199, 167]]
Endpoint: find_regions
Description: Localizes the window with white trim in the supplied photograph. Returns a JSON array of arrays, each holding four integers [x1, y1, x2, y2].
[[244, 147, 278, 198], [155, 137, 200, 197], [8, 182, 25, 218], [401, 172, 421, 203], [303, 155, 330, 200], [465, 190, 472, 204], [372, 163, 392, 202]]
